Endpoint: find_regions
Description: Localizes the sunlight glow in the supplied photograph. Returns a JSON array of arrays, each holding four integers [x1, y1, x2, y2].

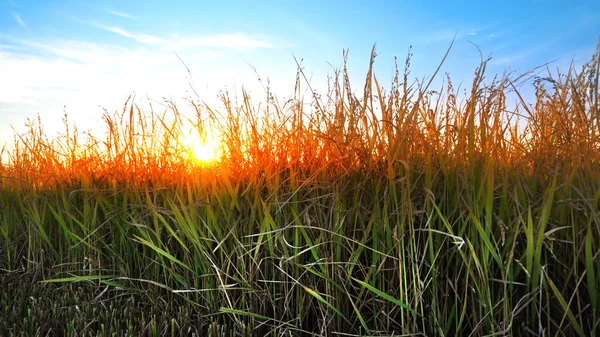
[[181, 128, 222, 165], [190, 138, 220, 163]]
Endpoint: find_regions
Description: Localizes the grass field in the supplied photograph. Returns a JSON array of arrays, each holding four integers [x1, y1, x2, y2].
[[1, 43, 599, 336]]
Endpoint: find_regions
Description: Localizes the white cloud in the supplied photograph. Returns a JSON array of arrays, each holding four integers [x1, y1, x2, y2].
[[100, 26, 165, 44], [97, 25, 272, 51], [12, 13, 27, 29], [489, 46, 542, 66], [421, 25, 491, 44], [108, 10, 137, 20]]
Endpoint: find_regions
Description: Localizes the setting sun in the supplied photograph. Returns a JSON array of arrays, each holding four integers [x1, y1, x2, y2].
[[189, 138, 220, 163], [180, 128, 222, 164]]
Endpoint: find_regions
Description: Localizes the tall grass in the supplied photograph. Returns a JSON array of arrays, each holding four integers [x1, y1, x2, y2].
[[1, 41, 599, 336]]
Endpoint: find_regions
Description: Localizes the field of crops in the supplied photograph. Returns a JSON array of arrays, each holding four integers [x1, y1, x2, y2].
[[1, 44, 599, 336]]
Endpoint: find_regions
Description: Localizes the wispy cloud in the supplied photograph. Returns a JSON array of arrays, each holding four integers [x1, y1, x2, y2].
[[11, 13, 27, 29], [418, 25, 491, 44], [100, 26, 165, 44], [489, 46, 542, 66], [108, 10, 137, 20], [97, 24, 272, 50]]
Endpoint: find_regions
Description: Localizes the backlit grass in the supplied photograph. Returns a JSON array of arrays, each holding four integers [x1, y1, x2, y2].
[[0, 42, 599, 336]]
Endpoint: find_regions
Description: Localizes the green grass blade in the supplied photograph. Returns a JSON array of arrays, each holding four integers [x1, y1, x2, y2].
[[134, 235, 194, 273], [302, 285, 349, 323], [351, 276, 418, 315], [219, 307, 270, 321], [544, 273, 586, 337], [41, 275, 113, 283]]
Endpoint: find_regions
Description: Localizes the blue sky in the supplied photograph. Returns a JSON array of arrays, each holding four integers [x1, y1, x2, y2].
[[1, 0, 599, 148]]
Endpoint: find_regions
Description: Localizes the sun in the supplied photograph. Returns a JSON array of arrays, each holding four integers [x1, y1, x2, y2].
[[189, 138, 220, 163], [180, 128, 222, 164]]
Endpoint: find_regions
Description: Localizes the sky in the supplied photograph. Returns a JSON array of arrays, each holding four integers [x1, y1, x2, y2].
[[1, 0, 599, 152]]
